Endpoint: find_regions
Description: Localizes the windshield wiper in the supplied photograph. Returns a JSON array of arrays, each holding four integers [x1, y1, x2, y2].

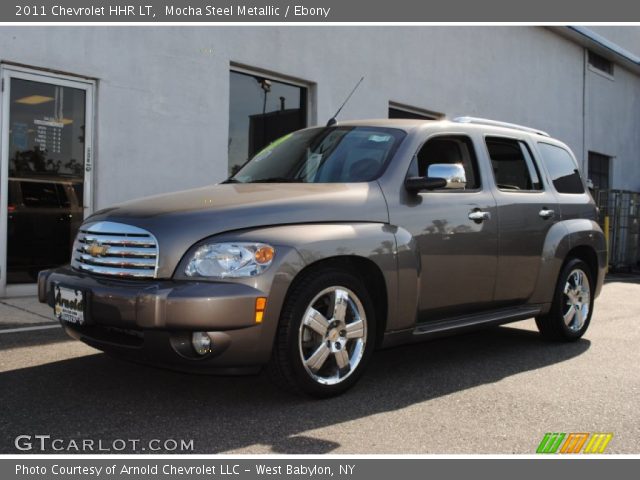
[[220, 178, 241, 184]]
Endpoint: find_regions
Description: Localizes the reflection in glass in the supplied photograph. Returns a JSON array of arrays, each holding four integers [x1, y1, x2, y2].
[[230, 127, 406, 184], [228, 71, 307, 175], [6, 78, 85, 283]]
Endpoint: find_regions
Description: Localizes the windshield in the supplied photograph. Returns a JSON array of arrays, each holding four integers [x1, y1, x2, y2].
[[228, 126, 406, 183]]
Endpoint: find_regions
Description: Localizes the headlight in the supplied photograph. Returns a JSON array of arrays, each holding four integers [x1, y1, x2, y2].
[[184, 242, 275, 278]]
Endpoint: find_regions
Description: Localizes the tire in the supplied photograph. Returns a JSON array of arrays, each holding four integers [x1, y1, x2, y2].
[[535, 258, 594, 341], [267, 268, 376, 397]]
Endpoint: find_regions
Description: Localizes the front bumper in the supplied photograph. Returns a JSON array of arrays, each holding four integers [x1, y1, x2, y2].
[[38, 266, 282, 373]]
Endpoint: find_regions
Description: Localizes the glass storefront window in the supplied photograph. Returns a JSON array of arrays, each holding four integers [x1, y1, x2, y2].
[[228, 70, 307, 175], [6, 78, 86, 283]]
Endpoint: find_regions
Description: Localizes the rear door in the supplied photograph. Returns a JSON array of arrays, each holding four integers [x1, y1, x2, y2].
[[535, 141, 591, 220], [485, 135, 558, 305]]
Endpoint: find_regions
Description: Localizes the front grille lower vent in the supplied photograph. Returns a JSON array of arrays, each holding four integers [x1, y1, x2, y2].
[[71, 221, 159, 279]]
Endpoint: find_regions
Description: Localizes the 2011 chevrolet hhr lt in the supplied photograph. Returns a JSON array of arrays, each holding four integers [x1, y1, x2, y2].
[[39, 117, 606, 397]]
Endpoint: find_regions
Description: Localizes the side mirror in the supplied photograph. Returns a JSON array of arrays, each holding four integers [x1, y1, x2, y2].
[[427, 163, 467, 190], [405, 163, 467, 193]]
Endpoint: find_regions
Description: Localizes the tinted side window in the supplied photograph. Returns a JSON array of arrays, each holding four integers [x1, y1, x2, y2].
[[520, 142, 543, 190], [413, 135, 480, 189], [20, 181, 61, 208], [8, 180, 18, 206], [72, 182, 84, 207], [537, 143, 585, 194], [56, 184, 71, 208], [486, 137, 542, 191]]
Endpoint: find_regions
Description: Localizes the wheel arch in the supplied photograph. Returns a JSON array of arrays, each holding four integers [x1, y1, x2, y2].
[[285, 255, 389, 347], [564, 245, 599, 283], [531, 219, 606, 307], [210, 222, 414, 342]]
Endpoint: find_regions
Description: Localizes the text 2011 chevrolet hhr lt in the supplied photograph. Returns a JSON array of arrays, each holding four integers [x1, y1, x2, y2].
[[39, 118, 606, 397]]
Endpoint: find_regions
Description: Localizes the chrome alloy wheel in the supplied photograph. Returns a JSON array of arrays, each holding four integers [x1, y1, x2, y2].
[[298, 286, 367, 385], [562, 268, 591, 332]]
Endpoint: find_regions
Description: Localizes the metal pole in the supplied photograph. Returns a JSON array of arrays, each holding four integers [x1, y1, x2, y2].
[[604, 215, 610, 273]]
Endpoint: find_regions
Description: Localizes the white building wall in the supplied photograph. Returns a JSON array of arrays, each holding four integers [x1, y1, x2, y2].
[[586, 63, 640, 192], [0, 26, 638, 208]]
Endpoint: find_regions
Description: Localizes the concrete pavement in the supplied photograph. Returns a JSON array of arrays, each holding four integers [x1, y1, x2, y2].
[[0, 297, 53, 327]]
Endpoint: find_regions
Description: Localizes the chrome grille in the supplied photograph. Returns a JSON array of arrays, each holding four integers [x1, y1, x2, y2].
[[71, 221, 159, 279]]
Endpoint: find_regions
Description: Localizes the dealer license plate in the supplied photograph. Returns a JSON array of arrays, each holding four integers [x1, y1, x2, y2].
[[54, 285, 85, 325]]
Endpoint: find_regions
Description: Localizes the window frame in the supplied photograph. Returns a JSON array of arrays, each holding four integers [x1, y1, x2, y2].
[[587, 151, 611, 191], [407, 133, 484, 194], [483, 135, 547, 194], [228, 66, 312, 175]]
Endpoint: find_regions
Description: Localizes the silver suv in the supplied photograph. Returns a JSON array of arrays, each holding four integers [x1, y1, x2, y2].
[[38, 117, 606, 397]]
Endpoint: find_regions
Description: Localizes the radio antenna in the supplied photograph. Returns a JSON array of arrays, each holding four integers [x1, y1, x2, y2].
[[326, 76, 364, 126]]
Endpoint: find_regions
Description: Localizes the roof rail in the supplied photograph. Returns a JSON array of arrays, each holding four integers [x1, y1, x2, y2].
[[452, 116, 550, 137]]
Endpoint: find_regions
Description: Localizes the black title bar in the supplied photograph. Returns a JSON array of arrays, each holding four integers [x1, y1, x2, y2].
[[4, 0, 640, 22]]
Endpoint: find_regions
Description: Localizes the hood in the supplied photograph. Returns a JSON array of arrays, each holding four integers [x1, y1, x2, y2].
[[86, 182, 389, 278]]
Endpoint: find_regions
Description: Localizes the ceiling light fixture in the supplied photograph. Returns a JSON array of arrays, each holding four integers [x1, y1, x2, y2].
[[15, 95, 55, 105]]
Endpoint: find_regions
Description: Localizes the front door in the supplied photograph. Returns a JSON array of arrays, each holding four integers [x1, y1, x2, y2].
[[394, 134, 499, 321], [0, 66, 94, 296]]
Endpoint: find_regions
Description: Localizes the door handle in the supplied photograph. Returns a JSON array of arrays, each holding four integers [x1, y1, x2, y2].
[[539, 208, 555, 219], [468, 210, 490, 222]]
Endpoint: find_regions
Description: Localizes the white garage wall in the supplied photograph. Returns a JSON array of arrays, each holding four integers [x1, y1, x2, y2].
[[0, 26, 638, 209], [586, 63, 640, 192]]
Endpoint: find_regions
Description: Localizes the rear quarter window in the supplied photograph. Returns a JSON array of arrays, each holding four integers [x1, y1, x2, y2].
[[537, 143, 585, 194]]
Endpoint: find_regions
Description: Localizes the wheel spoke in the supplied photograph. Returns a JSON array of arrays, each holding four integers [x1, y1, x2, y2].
[[332, 288, 349, 322], [574, 271, 582, 288], [574, 307, 584, 328], [305, 343, 331, 372], [345, 319, 365, 339], [334, 349, 350, 371], [303, 308, 330, 336], [563, 306, 576, 326]]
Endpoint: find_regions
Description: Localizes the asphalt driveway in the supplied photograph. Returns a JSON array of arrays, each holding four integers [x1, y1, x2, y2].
[[0, 275, 638, 454]]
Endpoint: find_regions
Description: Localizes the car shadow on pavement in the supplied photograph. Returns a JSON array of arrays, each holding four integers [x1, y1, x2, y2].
[[0, 324, 590, 454], [0, 326, 72, 350]]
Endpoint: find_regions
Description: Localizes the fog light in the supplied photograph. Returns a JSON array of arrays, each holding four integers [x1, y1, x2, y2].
[[191, 332, 212, 356]]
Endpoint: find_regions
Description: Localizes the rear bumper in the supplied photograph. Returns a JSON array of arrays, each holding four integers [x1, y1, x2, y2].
[[38, 266, 284, 372]]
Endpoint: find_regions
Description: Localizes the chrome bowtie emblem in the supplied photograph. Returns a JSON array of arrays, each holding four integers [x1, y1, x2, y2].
[[86, 242, 109, 257]]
